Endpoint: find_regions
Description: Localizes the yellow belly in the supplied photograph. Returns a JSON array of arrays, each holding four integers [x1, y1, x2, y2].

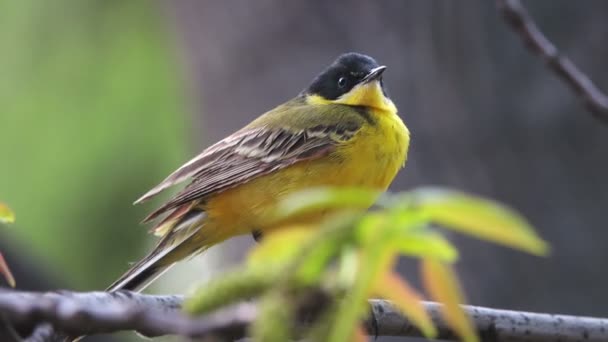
[[201, 111, 409, 244]]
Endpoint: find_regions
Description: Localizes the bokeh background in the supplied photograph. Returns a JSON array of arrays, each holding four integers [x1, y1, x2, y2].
[[1, 1, 607, 341]]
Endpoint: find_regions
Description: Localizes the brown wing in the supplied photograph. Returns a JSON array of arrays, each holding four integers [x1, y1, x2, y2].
[[140, 124, 359, 223]]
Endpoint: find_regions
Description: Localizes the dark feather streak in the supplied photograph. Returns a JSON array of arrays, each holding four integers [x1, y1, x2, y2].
[[142, 123, 361, 222]]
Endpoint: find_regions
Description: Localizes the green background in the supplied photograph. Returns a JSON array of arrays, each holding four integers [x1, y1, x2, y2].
[[0, 0, 189, 290]]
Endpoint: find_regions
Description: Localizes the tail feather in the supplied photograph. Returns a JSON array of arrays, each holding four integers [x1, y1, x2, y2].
[[106, 254, 175, 292], [65, 211, 207, 342], [107, 209, 206, 292]]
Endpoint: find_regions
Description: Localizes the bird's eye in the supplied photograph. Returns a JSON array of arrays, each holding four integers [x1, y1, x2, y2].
[[337, 77, 347, 88]]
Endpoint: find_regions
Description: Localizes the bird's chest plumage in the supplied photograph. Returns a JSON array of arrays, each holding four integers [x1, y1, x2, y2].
[[204, 109, 409, 238], [334, 110, 409, 189]]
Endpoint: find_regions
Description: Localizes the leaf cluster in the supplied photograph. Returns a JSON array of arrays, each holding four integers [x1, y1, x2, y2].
[[184, 187, 548, 342]]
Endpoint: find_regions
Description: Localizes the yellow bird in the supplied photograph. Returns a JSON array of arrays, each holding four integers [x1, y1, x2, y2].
[[108, 52, 410, 292]]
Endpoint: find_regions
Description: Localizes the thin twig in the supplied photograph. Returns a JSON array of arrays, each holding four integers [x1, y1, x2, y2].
[[497, 0, 608, 123], [1, 289, 608, 341]]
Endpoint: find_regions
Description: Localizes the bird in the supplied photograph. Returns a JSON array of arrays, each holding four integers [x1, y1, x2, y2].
[[108, 52, 410, 292]]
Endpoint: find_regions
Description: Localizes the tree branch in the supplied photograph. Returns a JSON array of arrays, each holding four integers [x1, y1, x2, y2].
[[1, 289, 607, 342], [497, 0, 608, 123], [0, 289, 253, 341]]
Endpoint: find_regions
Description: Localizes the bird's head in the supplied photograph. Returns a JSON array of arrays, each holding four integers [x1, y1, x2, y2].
[[303, 52, 396, 113]]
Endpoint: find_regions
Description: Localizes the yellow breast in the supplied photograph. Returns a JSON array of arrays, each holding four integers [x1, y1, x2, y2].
[[202, 109, 409, 243], [336, 109, 409, 190]]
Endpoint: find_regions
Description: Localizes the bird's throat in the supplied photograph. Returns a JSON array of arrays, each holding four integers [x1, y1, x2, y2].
[[307, 81, 396, 114], [336, 81, 396, 113]]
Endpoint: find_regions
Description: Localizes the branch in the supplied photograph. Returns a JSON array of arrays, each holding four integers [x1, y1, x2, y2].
[[497, 0, 608, 123], [371, 300, 608, 341], [0, 289, 253, 341], [1, 289, 608, 342]]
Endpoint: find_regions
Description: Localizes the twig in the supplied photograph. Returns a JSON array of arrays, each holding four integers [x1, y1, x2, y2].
[[1, 289, 608, 341], [497, 0, 608, 123], [370, 299, 608, 341]]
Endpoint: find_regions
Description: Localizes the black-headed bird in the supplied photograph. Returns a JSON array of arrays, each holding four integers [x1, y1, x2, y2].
[[108, 52, 410, 292]]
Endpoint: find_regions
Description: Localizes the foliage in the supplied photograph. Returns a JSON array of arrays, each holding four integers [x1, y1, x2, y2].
[[0, 0, 189, 289], [184, 187, 548, 342], [0, 203, 16, 287], [0, 203, 15, 225]]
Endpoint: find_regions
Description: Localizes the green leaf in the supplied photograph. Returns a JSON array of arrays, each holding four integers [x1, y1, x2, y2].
[[356, 209, 457, 262], [275, 187, 380, 220], [296, 238, 343, 285], [412, 187, 549, 256], [336, 246, 359, 288], [354, 212, 386, 244], [391, 231, 459, 262], [328, 235, 388, 342], [184, 266, 279, 315], [421, 258, 478, 342], [247, 226, 314, 268], [251, 292, 293, 342], [249, 214, 357, 286], [356, 207, 427, 242], [0, 203, 15, 224]]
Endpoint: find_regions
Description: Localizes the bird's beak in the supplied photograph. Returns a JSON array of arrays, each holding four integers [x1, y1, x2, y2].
[[361, 66, 387, 84]]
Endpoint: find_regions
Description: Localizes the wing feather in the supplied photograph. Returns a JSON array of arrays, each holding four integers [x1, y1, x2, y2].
[[134, 129, 256, 204], [139, 120, 362, 223]]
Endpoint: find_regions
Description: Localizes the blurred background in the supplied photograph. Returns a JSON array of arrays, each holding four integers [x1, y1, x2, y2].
[[1, 1, 607, 341]]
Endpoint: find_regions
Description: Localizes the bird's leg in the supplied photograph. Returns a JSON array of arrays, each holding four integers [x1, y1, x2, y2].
[[252, 230, 263, 243]]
